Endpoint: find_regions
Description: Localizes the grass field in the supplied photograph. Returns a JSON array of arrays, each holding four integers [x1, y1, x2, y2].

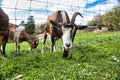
[[0, 31, 120, 80]]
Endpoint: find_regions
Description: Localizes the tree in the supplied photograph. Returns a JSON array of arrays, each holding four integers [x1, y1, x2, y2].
[[34, 23, 45, 34], [19, 20, 25, 26], [25, 15, 35, 34], [87, 6, 120, 31], [27, 15, 35, 24], [87, 21, 95, 26], [102, 6, 120, 30]]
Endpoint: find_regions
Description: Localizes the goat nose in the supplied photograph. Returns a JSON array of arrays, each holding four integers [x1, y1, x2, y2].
[[65, 43, 71, 47]]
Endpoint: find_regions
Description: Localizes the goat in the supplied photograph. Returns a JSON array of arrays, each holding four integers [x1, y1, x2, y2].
[[0, 8, 9, 57], [8, 23, 39, 52], [42, 10, 87, 58]]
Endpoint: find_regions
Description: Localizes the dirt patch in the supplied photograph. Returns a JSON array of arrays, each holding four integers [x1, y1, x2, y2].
[[36, 33, 51, 41]]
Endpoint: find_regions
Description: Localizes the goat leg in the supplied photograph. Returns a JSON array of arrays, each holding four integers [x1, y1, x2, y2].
[[2, 42, 7, 57], [41, 33, 47, 53], [16, 38, 20, 52], [51, 37, 55, 52], [1, 35, 8, 57]]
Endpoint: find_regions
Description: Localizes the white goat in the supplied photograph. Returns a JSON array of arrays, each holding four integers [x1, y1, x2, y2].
[[42, 10, 87, 58]]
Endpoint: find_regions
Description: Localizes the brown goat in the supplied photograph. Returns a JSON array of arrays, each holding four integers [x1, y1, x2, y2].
[[8, 23, 39, 52], [0, 8, 9, 57], [42, 10, 87, 58]]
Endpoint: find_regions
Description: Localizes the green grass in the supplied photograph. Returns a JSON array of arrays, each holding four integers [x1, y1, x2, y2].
[[0, 31, 120, 80]]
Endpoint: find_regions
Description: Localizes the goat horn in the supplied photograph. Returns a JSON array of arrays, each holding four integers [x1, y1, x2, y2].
[[61, 11, 70, 23], [71, 12, 83, 24]]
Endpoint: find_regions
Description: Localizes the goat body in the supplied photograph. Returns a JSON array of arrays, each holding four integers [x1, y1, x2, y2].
[[42, 10, 87, 58], [0, 8, 9, 57], [8, 23, 39, 52]]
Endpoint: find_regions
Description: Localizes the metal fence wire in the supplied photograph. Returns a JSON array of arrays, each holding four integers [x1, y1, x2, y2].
[[1, 0, 119, 24], [0, 0, 120, 52]]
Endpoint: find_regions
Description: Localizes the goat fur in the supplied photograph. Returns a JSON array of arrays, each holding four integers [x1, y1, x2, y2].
[[42, 10, 87, 58], [0, 8, 9, 57], [8, 23, 39, 52]]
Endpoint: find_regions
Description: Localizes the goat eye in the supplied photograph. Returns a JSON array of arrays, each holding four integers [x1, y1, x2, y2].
[[67, 25, 71, 28]]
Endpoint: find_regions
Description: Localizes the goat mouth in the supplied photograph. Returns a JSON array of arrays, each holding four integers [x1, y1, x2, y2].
[[64, 46, 71, 51], [63, 44, 72, 51]]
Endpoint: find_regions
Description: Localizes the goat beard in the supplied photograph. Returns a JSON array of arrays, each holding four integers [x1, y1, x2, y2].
[[62, 48, 72, 59]]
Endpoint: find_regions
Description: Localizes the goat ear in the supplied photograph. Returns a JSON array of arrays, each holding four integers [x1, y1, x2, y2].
[[76, 25, 88, 30], [50, 20, 61, 28]]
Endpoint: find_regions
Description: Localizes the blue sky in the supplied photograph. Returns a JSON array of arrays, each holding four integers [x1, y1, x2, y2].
[[0, 0, 119, 25], [0, 0, 3, 6], [85, 0, 107, 8]]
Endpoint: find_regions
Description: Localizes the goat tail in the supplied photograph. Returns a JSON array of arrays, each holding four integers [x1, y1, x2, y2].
[[71, 12, 83, 24]]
